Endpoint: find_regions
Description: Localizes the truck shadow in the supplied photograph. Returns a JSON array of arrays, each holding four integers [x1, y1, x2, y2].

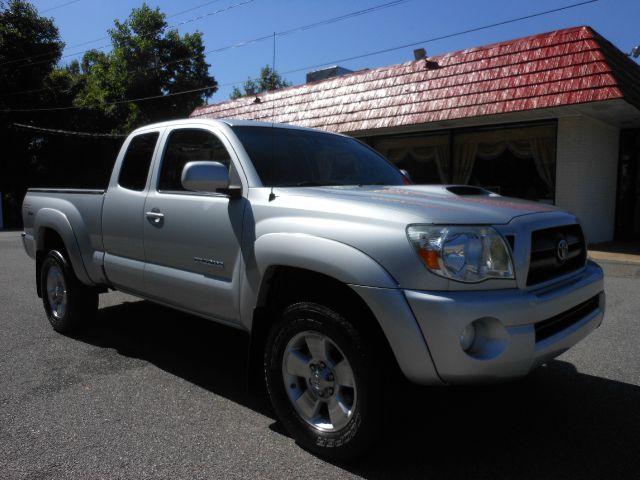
[[76, 298, 639, 479], [353, 366, 640, 479]]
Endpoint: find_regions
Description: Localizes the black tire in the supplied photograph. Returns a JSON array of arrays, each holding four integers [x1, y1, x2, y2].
[[264, 302, 383, 459], [40, 250, 98, 333]]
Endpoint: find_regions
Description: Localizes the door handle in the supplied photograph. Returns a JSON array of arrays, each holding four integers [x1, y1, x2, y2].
[[145, 211, 164, 224]]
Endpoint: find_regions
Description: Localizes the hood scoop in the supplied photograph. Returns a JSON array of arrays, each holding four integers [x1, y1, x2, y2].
[[445, 185, 496, 196]]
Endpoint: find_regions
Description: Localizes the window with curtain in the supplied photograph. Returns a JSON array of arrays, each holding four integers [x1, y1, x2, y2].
[[452, 124, 556, 202], [371, 134, 450, 184], [367, 123, 556, 203]]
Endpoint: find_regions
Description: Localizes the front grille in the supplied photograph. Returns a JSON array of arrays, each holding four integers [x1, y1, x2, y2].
[[534, 295, 600, 342], [527, 224, 586, 286]]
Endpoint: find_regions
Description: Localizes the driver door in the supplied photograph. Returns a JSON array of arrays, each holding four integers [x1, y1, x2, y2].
[[142, 126, 246, 324]]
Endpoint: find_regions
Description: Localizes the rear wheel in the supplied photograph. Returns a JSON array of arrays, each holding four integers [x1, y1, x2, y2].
[[264, 301, 383, 459], [40, 250, 98, 333]]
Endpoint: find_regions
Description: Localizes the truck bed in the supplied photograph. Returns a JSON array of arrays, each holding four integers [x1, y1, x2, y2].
[[22, 188, 107, 287]]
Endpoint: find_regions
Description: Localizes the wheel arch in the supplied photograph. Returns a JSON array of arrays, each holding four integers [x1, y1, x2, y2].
[[247, 265, 402, 395], [252, 233, 398, 291], [34, 209, 92, 292]]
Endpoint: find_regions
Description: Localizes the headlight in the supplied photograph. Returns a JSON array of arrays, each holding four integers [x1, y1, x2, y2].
[[407, 225, 514, 283]]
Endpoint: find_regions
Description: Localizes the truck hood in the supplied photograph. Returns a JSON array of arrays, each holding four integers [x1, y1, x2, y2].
[[278, 185, 560, 225]]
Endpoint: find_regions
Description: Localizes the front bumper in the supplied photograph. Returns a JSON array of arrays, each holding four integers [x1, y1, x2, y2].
[[404, 261, 604, 384]]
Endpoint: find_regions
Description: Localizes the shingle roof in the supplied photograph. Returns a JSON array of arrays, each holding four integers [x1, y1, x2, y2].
[[191, 26, 640, 134]]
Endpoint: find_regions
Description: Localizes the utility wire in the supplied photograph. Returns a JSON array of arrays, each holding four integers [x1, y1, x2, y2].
[[1, 0, 406, 71], [2, 84, 219, 112], [1, 0, 412, 97], [107, 1, 415, 82], [12, 122, 125, 137], [281, 0, 601, 76], [167, 0, 224, 19], [45, 0, 225, 51], [0, 0, 255, 69], [0, 0, 600, 113], [41, 0, 82, 14], [175, 0, 414, 70]]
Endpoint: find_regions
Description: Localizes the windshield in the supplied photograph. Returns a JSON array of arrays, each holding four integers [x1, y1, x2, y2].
[[232, 126, 406, 187]]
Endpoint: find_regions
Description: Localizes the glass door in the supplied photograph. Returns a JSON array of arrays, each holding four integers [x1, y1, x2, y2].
[[615, 129, 640, 240]]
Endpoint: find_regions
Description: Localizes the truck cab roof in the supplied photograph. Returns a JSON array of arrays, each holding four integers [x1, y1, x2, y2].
[[130, 117, 335, 135]]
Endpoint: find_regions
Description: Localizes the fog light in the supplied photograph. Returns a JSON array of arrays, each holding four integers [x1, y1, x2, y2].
[[460, 323, 476, 351]]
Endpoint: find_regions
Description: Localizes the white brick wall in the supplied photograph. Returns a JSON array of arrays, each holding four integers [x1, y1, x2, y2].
[[556, 115, 619, 244]]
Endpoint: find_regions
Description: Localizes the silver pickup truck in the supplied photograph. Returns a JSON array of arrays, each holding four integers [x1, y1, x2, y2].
[[22, 118, 605, 458]]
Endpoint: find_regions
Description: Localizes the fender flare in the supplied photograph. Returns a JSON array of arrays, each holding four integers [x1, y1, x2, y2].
[[34, 208, 92, 285], [253, 233, 398, 289], [247, 233, 441, 385]]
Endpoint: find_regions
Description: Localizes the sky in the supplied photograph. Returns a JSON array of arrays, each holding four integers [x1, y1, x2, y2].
[[28, 0, 640, 103]]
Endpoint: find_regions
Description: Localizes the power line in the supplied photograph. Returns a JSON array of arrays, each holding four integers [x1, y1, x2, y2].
[[281, 0, 601, 76], [2, 0, 407, 72], [0, 0, 600, 113], [1, 0, 412, 97], [2, 84, 219, 112], [110, 0, 415, 84], [167, 0, 224, 19], [12, 122, 125, 137], [44, 0, 226, 52], [0, 0, 255, 69], [41, 0, 82, 14], [0, 85, 63, 97]]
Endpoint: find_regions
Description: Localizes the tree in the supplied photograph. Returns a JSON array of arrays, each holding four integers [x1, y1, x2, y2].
[[0, 0, 65, 227], [230, 64, 291, 99], [0, 2, 219, 226], [72, 3, 217, 132], [0, 0, 63, 110]]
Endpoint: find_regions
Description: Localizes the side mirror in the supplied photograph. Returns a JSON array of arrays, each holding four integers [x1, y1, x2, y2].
[[400, 169, 413, 183], [181, 161, 230, 193]]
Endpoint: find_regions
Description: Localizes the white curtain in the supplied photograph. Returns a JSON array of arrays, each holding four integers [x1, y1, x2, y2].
[[452, 125, 556, 194], [530, 137, 556, 194], [374, 125, 556, 193], [452, 143, 478, 184], [375, 136, 450, 183]]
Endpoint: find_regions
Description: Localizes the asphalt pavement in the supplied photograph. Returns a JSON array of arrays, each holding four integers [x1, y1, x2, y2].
[[1, 230, 639, 479]]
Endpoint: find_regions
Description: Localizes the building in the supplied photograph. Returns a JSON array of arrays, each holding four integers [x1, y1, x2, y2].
[[191, 26, 640, 244]]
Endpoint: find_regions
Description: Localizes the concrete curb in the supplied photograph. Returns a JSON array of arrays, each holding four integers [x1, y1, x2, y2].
[[588, 251, 640, 266]]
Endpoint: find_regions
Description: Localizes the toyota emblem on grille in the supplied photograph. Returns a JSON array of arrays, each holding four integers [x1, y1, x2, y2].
[[556, 238, 569, 263]]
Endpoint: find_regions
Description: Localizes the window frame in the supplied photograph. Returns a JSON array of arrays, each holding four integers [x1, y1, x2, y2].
[[367, 119, 558, 203], [230, 125, 407, 188], [153, 125, 245, 197], [116, 131, 161, 192]]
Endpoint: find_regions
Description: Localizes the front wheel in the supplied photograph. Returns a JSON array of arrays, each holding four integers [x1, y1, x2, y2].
[[40, 250, 98, 333], [264, 302, 383, 459]]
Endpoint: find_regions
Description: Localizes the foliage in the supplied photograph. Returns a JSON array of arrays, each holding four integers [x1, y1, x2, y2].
[[0, 2, 219, 226], [230, 64, 291, 99], [0, 0, 66, 227], [71, 3, 217, 133], [0, 0, 63, 111]]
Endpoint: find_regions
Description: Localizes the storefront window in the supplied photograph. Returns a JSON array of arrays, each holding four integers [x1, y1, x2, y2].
[[371, 123, 556, 203], [372, 134, 449, 183], [453, 124, 556, 202]]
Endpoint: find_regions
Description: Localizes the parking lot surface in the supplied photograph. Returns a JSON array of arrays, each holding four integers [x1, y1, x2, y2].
[[1, 231, 639, 479]]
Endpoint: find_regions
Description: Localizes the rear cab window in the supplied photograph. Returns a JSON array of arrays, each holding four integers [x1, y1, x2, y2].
[[118, 132, 159, 191]]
